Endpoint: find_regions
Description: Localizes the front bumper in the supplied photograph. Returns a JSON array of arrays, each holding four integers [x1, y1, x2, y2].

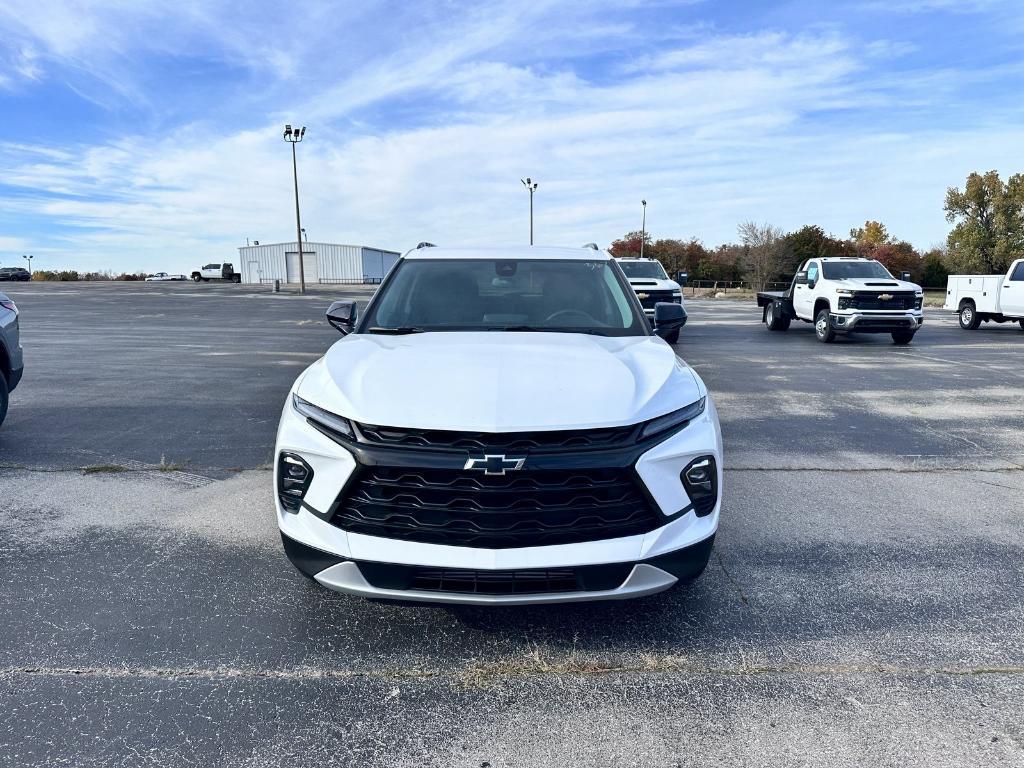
[[274, 387, 723, 603], [283, 531, 715, 605], [830, 311, 923, 334]]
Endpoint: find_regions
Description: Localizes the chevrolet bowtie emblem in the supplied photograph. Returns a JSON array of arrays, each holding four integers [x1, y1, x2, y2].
[[464, 455, 526, 475], [878, 293, 893, 300]]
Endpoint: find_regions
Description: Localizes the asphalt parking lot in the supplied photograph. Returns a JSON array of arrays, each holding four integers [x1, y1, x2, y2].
[[1, 281, 1022, 766]]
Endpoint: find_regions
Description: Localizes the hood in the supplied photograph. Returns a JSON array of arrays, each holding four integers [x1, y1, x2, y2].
[[296, 332, 703, 432], [627, 277, 680, 291], [833, 277, 921, 291]]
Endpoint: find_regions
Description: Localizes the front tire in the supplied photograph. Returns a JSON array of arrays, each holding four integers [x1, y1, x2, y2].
[[814, 308, 836, 343], [891, 330, 916, 345], [192, 274, 201, 283], [1019, 319, 1024, 331], [765, 301, 791, 331], [0, 374, 9, 428], [959, 304, 981, 330]]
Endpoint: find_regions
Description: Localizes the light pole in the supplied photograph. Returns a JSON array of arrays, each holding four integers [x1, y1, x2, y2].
[[22, 254, 33, 275], [283, 124, 307, 293], [640, 200, 647, 259], [521, 177, 538, 245]]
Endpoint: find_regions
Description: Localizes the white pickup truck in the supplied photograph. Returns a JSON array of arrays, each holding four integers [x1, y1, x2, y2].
[[191, 262, 242, 283], [944, 259, 1024, 331], [757, 256, 924, 344]]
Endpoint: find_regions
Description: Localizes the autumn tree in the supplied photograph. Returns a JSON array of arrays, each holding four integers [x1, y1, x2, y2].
[[608, 230, 651, 259], [944, 170, 1024, 273], [737, 221, 786, 290], [850, 220, 890, 252], [871, 241, 921, 280], [783, 225, 855, 274]]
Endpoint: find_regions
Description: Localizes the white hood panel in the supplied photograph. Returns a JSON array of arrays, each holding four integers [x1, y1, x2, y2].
[[296, 332, 703, 432]]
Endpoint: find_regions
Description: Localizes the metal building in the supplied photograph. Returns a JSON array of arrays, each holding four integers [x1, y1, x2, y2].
[[236, 241, 401, 285]]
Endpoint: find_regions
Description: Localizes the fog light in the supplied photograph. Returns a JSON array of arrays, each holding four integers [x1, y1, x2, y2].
[[681, 455, 718, 516], [277, 452, 313, 513]]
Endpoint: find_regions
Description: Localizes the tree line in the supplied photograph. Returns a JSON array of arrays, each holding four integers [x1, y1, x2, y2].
[[610, 169, 1023, 289]]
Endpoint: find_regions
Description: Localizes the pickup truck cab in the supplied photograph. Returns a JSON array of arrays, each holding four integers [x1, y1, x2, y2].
[[757, 257, 924, 344], [274, 245, 717, 605], [191, 263, 241, 283], [944, 259, 1024, 331], [615, 257, 686, 343]]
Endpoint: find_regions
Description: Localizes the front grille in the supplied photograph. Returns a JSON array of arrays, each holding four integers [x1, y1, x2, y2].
[[357, 561, 634, 594], [356, 423, 638, 452], [330, 466, 662, 548], [634, 290, 676, 310], [840, 291, 917, 311]]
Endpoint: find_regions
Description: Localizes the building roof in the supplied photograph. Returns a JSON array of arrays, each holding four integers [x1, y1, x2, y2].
[[403, 245, 610, 261]]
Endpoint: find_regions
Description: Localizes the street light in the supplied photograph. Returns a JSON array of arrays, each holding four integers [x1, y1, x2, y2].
[[301, 227, 307, 243], [640, 200, 647, 260], [22, 254, 33, 275], [521, 177, 538, 245], [283, 124, 307, 293]]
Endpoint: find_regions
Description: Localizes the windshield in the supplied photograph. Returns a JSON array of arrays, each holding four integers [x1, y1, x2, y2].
[[360, 258, 648, 337], [617, 260, 668, 280], [821, 260, 894, 279]]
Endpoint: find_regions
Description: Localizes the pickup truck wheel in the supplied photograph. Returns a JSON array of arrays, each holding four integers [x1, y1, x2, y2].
[[192, 274, 201, 283], [814, 309, 836, 343], [765, 301, 790, 331], [1019, 319, 1024, 331], [891, 330, 915, 345], [959, 304, 981, 330], [0, 374, 8, 427]]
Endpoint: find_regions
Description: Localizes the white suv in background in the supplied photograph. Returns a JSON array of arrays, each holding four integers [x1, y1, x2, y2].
[[274, 245, 721, 605]]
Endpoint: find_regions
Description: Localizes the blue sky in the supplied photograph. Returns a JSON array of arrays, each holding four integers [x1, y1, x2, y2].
[[1, 0, 1022, 273]]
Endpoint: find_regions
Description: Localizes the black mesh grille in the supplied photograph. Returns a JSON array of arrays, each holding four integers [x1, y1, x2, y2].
[[355, 423, 638, 452], [845, 291, 917, 310], [357, 560, 634, 594], [330, 466, 661, 548]]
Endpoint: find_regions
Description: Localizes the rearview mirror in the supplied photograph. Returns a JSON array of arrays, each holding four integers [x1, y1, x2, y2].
[[326, 300, 357, 335], [676, 271, 688, 286], [653, 302, 686, 339]]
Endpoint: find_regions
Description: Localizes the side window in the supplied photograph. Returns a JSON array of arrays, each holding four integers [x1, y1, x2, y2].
[[807, 262, 820, 285], [1010, 261, 1024, 281]]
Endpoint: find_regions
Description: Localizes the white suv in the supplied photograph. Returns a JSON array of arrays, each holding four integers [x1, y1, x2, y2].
[[274, 245, 721, 605]]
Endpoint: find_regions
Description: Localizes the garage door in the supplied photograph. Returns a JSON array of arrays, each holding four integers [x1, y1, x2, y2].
[[285, 252, 300, 283]]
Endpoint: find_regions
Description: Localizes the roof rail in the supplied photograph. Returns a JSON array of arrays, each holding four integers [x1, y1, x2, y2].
[[416, 242, 436, 249], [581, 242, 599, 250]]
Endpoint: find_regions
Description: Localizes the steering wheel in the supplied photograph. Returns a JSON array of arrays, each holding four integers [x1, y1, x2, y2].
[[545, 309, 597, 324]]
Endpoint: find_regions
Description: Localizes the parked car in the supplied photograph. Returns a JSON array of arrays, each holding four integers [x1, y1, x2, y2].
[[757, 257, 924, 344], [191, 263, 241, 283], [0, 267, 31, 282], [615, 256, 686, 342], [0, 292, 24, 427], [275, 244, 717, 605], [943, 259, 1024, 330], [145, 272, 187, 282]]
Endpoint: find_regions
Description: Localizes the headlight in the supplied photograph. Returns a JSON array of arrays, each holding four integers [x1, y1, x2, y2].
[[292, 393, 355, 440], [640, 397, 706, 440], [835, 289, 854, 295]]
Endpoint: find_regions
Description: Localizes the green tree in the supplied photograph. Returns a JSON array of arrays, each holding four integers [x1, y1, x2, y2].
[[920, 248, 950, 288], [944, 170, 1024, 273], [782, 225, 855, 275]]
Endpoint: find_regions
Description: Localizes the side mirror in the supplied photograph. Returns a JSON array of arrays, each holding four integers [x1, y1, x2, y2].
[[653, 302, 686, 339], [795, 271, 808, 285], [676, 271, 688, 286], [326, 300, 357, 335], [900, 271, 912, 281], [807, 278, 816, 289]]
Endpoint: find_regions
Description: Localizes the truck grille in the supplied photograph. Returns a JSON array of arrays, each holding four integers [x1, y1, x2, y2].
[[841, 291, 918, 311], [634, 290, 676, 310], [330, 466, 661, 548]]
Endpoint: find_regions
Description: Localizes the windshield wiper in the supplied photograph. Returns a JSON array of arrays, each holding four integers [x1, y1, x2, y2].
[[488, 326, 609, 336], [366, 326, 426, 335]]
